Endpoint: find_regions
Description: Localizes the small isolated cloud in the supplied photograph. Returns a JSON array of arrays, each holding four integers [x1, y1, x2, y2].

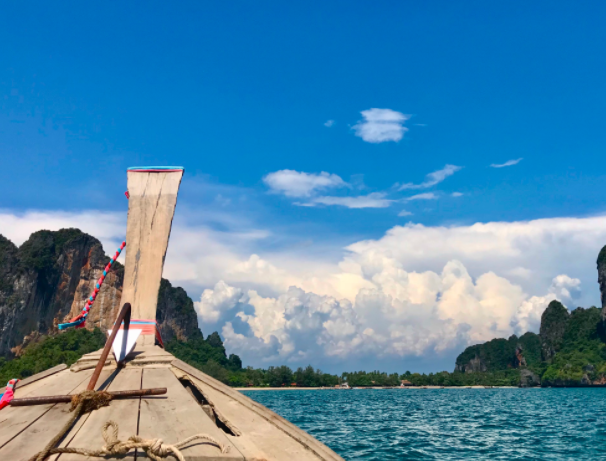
[[398, 210, 413, 217], [352, 108, 410, 143], [263, 170, 347, 198], [406, 192, 438, 201], [302, 193, 393, 209], [490, 158, 523, 168], [398, 165, 462, 190], [324, 120, 335, 127], [451, 192, 463, 197]]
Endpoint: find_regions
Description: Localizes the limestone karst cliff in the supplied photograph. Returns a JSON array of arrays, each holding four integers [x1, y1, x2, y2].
[[539, 300, 570, 362], [454, 332, 542, 374], [455, 246, 606, 387], [0, 229, 202, 358], [598, 245, 606, 319], [157, 279, 203, 343]]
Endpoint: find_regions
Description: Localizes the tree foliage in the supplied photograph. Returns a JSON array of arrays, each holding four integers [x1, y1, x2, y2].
[[0, 328, 106, 385]]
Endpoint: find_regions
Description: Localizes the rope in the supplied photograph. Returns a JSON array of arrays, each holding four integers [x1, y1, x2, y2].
[[29, 391, 229, 461], [59, 241, 126, 330]]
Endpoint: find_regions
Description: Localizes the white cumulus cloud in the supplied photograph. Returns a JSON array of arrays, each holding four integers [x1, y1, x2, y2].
[[195, 280, 246, 324], [2, 209, 606, 371], [352, 108, 410, 143], [263, 170, 347, 198]]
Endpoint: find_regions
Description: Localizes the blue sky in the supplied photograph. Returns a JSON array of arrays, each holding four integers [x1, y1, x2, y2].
[[2, 2, 606, 372]]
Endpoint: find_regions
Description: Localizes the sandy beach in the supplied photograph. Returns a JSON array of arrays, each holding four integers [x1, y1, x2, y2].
[[236, 386, 520, 390]]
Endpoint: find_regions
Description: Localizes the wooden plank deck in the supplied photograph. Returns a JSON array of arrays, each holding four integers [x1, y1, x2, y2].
[[138, 367, 243, 461], [172, 360, 344, 461], [15, 364, 68, 390], [0, 369, 94, 450], [56, 368, 143, 461], [0, 369, 114, 461]]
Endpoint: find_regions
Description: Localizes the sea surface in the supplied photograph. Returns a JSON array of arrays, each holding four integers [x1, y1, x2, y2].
[[242, 388, 606, 460]]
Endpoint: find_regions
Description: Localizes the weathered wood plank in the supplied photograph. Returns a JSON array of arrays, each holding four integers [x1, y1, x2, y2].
[[56, 368, 142, 461], [171, 360, 343, 461], [0, 369, 94, 450], [121, 170, 183, 347], [171, 369, 268, 461], [15, 364, 68, 390], [171, 367, 325, 461], [83, 345, 174, 360], [139, 367, 242, 461], [11, 368, 69, 400], [0, 369, 113, 461]]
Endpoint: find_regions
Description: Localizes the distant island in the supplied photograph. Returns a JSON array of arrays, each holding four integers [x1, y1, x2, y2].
[[1, 228, 605, 388]]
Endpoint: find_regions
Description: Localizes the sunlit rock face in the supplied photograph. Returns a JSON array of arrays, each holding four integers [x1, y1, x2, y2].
[[0, 229, 123, 357]]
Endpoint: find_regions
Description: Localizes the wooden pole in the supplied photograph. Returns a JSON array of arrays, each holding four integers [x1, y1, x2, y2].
[[9, 388, 167, 406], [87, 302, 131, 391]]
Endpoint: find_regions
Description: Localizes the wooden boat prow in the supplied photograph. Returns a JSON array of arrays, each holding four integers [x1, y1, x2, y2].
[[0, 167, 344, 461]]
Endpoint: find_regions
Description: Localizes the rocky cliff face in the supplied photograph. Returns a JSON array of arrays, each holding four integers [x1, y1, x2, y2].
[[454, 332, 542, 374], [0, 229, 123, 357], [598, 245, 606, 319], [454, 245, 606, 387], [156, 279, 203, 343], [0, 229, 201, 358], [540, 300, 570, 362], [455, 301, 570, 382]]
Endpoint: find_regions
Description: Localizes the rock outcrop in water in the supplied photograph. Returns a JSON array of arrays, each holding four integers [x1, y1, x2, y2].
[[0, 229, 203, 358]]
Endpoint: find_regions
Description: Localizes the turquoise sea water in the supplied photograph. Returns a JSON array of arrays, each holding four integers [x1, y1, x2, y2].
[[242, 388, 606, 460]]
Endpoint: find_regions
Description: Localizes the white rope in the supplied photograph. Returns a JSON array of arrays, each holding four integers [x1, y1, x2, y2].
[[35, 420, 230, 460]]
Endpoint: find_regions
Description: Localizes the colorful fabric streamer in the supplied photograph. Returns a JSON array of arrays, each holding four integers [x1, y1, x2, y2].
[[115, 319, 164, 348], [0, 379, 19, 410]]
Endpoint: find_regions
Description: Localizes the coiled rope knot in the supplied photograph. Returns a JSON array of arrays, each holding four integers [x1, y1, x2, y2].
[[98, 421, 230, 461], [70, 390, 113, 413], [31, 401, 230, 461]]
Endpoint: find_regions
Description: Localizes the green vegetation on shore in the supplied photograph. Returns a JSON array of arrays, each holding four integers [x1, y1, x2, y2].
[[0, 328, 106, 385]]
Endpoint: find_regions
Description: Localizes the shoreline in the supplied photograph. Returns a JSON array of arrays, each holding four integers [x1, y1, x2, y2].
[[236, 386, 522, 391]]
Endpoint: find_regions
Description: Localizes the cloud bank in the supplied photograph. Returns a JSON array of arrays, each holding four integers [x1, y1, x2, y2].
[[1, 210, 605, 371]]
